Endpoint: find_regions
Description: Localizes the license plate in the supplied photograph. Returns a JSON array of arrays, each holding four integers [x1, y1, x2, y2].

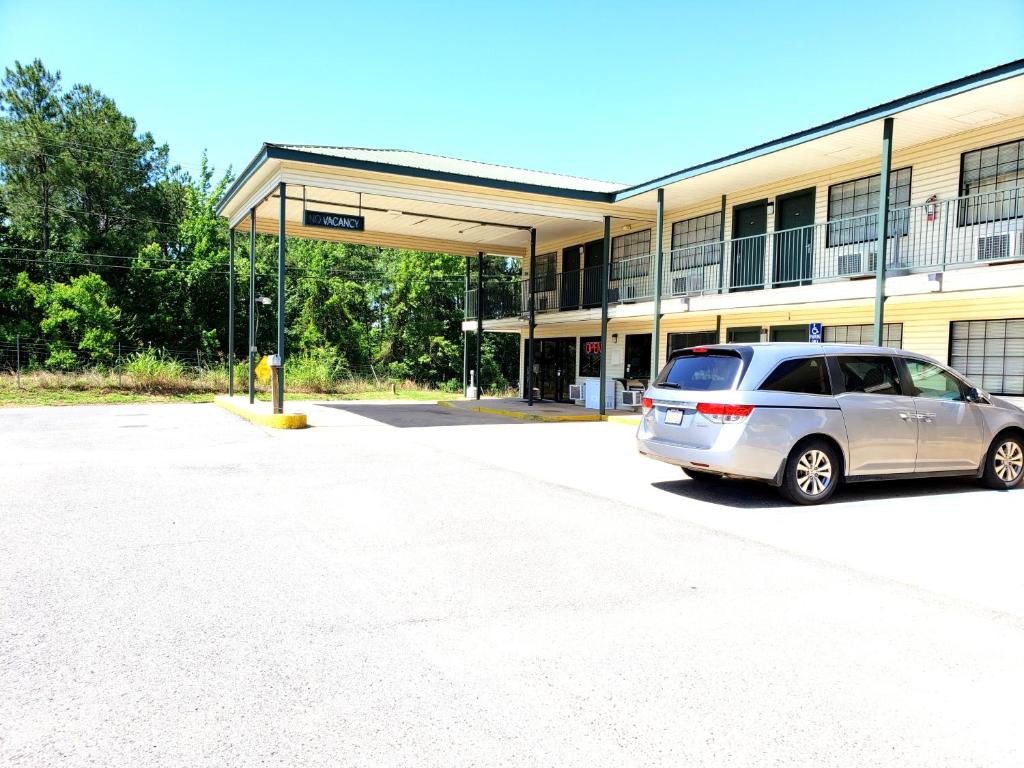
[[665, 409, 683, 425]]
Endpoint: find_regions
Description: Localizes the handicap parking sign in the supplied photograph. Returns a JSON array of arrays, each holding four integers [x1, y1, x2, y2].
[[808, 322, 823, 343]]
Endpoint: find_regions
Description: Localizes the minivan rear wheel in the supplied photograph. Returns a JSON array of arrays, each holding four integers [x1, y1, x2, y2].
[[981, 433, 1024, 490], [780, 439, 840, 505]]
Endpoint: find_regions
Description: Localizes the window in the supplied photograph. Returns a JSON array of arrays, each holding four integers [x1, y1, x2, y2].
[[958, 138, 1024, 225], [949, 318, 1024, 396], [904, 359, 964, 401], [533, 252, 556, 292], [611, 229, 651, 279], [836, 355, 901, 395], [671, 212, 721, 270], [657, 354, 740, 391], [827, 168, 912, 246], [579, 336, 601, 377], [727, 327, 762, 343], [824, 323, 903, 348], [759, 357, 831, 395], [770, 325, 808, 343], [667, 331, 718, 356]]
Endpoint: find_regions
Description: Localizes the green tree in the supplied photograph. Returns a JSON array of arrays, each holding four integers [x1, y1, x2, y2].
[[33, 272, 121, 367]]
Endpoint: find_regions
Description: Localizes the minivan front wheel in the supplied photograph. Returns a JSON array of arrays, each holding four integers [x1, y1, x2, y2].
[[780, 439, 840, 505], [982, 433, 1024, 490]]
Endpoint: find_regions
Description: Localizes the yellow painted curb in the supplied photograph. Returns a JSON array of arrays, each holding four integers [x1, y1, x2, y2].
[[215, 395, 308, 429], [437, 399, 601, 423], [603, 414, 642, 426]]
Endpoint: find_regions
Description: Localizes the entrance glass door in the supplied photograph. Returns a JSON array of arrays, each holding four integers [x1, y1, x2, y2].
[[532, 338, 577, 401]]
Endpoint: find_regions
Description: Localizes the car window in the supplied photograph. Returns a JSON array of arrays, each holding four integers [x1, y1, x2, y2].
[[905, 359, 964, 400], [836, 355, 901, 395], [759, 357, 831, 395], [657, 354, 741, 391]]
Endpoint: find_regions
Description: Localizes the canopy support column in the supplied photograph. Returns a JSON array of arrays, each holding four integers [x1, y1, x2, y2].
[[650, 189, 664, 379], [527, 228, 536, 406], [248, 208, 256, 404], [276, 181, 286, 413], [475, 251, 483, 400], [598, 215, 611, 416], [873, 117, 894, 346], [228, 228, 235, 396], [463, 257, 469, 395]]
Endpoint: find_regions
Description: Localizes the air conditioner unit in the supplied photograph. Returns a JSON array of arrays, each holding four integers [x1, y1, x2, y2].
[[620, 284, 638, 303], [569, 383, 585, 401], [976, 232, 1023, 261], [620, 390, 644, 407], [837, 252, 867, 276], [672, 275, 703, 295], [536, 295, 549, 310]]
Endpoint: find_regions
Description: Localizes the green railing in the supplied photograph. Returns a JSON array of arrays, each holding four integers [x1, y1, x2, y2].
[[466, 187, 1023, 321]]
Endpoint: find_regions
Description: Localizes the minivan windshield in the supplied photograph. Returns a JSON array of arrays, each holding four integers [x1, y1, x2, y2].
[[655, 354, 741, 391]]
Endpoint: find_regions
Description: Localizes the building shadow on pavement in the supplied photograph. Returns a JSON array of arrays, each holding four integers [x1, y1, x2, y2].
[[652, 475, 987, 509], [318, 402, 535, 428]]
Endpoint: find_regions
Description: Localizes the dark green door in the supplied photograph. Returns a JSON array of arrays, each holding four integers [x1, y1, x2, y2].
[[561, 245, 580, 310], [773, 189, 815, 287], [770, 324, 809, 342], [582, 239, 604, 308], [624, 333, 652, 381], [731, 202, 767, 291], [728, 326, 762, 343]]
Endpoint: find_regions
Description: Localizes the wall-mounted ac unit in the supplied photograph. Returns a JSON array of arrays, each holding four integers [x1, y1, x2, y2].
[[671, 275, 703, 295], [569, 383, 585, 401], [620, 284, 638, 303], [620, 390, 643, 407], [976, 232, 1023, 261], [837, 252, 868, 275], [536, 295, 549, 310]]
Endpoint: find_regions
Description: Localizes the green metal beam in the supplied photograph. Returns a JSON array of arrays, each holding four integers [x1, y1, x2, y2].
[[650, 189, 665, 379], [873, 118, 894, 346], [527, 229, 536, 406], [598, 216, 611, 416], [248, 208, 256, 405], [476, 252, 483, 400], [228, 228, 235, 397], [276, 181, 286, 413]]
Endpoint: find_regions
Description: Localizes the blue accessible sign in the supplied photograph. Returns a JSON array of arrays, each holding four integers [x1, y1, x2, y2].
[[808, 322, 823, 343]]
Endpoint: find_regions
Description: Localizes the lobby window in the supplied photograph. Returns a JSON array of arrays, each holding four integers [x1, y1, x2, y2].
[[670, 212, 721, 270], [667, 330, 718, 356], [958, 138, 1024, 225], [827, 168, 912, 246], [579, 336, 602, 377], [949, 319, 1024, 396], [611, 229, 651, 279], [823, 323, 903, 348]]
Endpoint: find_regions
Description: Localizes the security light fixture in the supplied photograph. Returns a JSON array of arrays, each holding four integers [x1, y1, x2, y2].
[[766, 201, 775, 216], [257, 296, 272, 305]]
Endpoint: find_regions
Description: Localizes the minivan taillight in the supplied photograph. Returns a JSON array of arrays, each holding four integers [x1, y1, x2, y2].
[[642, 397, 654, 414], [696, 402, 754, 423]]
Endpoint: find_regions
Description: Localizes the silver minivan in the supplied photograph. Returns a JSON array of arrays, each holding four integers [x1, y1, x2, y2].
[[636, 343, 1024, 504]]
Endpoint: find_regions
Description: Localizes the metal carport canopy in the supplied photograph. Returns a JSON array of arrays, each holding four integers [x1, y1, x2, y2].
[[215, 144, 654, 256]]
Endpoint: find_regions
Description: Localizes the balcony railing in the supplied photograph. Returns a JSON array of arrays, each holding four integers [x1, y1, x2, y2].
[[466, 187, 1023, 321]]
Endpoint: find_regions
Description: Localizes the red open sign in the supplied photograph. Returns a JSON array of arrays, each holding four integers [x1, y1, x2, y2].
[[584, 341, 602, 355]]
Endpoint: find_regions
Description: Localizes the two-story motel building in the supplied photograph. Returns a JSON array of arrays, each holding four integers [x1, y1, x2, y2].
[[216, 60, 1024, 412]]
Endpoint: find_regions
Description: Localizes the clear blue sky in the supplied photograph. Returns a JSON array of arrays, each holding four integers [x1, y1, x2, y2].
[[2, 0, 1022, 185]]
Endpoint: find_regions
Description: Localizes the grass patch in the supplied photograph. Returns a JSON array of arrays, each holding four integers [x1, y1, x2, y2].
[[0, 370, 467, 408]]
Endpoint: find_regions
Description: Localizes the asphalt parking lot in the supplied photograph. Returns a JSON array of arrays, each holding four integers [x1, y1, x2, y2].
[[2, 401, 1023, 767]]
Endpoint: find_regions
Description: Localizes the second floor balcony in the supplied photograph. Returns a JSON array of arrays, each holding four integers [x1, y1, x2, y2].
[[465, 187, 1024, 321]]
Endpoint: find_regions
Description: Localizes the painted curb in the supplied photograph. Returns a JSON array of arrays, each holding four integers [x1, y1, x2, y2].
[[438, 400, 640, 425], [215, 395, 308, 429]]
